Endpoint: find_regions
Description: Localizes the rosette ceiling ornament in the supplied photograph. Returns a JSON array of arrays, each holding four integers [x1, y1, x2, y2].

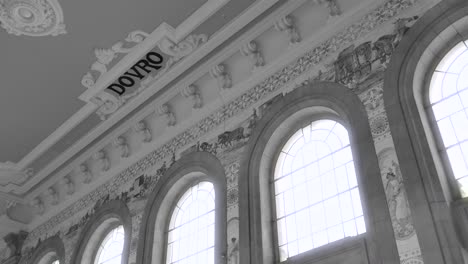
[[0, 0, 66, 36]]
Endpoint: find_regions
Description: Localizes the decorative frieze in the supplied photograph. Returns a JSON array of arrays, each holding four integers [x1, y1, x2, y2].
[[61, 176, 75, 196], [274, 15, 301, 45], [0, 0, 66, 37], [24, 0, 419, 246], [209, 64, 232, 90], [93, 151, 110, 172], [180, 84, 203, 109], [79, 164, 92, 184], [240, 41, 264, 70], [114, 136, 130, 158], [134, 121, 152, 143], [157, 104, 176, 127]]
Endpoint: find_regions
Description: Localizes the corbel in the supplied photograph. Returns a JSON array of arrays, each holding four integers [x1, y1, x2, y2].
[[240, 41, 264, 69], [93, 150, 110, 172], [114, 136, 130, 158], [134, 121, 152, 142], [158, 104, 176, 127], [180, 84, 203, 109], [209, 64, 232, 89], [274, 15, 301, 45]]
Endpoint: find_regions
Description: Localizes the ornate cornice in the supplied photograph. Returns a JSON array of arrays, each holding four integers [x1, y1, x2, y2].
[[25, 0, 417, 244], [0, 0, 66, 37]]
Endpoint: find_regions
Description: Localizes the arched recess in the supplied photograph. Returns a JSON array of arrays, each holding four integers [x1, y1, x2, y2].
[[383, 0, 468, 263], [70, 199, 132, 264], [28, 235, 65, 264], [239, 81, 399, 264], [136, 151, 227, 264]]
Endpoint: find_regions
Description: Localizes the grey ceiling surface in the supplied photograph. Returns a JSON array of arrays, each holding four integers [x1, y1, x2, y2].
[[0, 0, 207, 163]]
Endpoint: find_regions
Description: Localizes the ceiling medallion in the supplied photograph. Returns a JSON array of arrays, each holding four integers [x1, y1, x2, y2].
[[0, 0, 66, 36]]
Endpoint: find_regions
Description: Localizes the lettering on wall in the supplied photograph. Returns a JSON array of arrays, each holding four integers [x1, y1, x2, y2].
[[106, 51, 164, 96]]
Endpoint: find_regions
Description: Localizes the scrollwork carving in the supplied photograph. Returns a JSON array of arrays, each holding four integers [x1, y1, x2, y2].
[[47, 187, 58, 205], [81, 30, 150, 89], [114, 136, 130, 158], [274, 15, 301, 45], [314, 0, 341, 18], [134, 121, 152, 143], [62, 176, 74, 196], [157, 104, 176, 127], [240, 41, 264, 70], [209, 64, 232, 90], [31, 197, 44, 215], [79, 164, 92, 184], [180, 84, 203, 109], [93, 150, 110, 172]]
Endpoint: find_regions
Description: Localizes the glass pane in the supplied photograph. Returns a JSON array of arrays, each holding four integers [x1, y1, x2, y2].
[[430, 40, 468, 197], [273, 120, 365, 261], [167, 182, 215, 264], [96, 225, 125, 264]]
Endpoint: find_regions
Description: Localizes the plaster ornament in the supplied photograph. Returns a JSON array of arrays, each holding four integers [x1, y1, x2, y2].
[[25, 0, 418, 244], [314, 0, 341, 18], [134, 121, 152, 142], [158, 34, 208, 62], [47, 187, 58, 205], [0, 161, 33, 186], [180, 84, 202, 109], [114, 136, 130, 158], [209, 64, 232, 89], [240, 41, 264, 69], [31, 197, 44, 215], [0, 0, 65, 37], [81, 30, 149, 89], [94, 150, 110, 172], [79, 164, 92, 184], [274, 15, 301, 45], [62, 176, 74, 195], [92, 91, 123, 121], [157, 104, 176, 127]]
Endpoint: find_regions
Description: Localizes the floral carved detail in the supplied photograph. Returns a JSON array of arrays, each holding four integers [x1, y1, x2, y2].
[[81, 31, 149, 89], [240, 41, 264, 70], [134, 121, 152, 143], [227, 188, 239, 207], [210, 64, 232, 90], [274, 15, 301, 45], [180, 84, 203, 109], [25, 0, 417, 245], [0, 0, 66, 36]]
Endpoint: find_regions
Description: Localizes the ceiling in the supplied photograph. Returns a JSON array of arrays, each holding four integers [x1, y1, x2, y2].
[[0, 0, 209, 163]]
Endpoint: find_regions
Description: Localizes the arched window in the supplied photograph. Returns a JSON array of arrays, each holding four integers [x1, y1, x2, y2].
[[428, 40, 468, 197], [94, 225, 125, 264], [274, 119, 365, 261], [166, 181, 215, 264], [28, 235, 65, 264]]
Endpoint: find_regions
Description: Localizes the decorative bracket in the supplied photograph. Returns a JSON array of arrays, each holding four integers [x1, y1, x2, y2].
[[134, 121, 152, 142], [157, 104, 176, 127], [47, 187, 58, 205], [113, 136, 130, 158], [31, 197, 44, 215], [93, 150, 110, 172], [79, 164, 92, 184], [314, 0, 341, 18], [240, 41, 264, 70], [209, 64, 232, 89], [180, 84, 203, 109], [62, 176, 75, 196], [274, 15, 301, 45]]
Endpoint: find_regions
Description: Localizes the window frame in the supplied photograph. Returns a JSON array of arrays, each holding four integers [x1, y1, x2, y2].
[[70, 200, 132, 264], [239, 82, 399, 264], [29, 235, 65, 264], [136, 151, 227, 264], [268, 115, 367, 262]]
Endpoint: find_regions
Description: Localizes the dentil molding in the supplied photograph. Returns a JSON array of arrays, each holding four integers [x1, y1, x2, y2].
[[0, 0, 66, 37]]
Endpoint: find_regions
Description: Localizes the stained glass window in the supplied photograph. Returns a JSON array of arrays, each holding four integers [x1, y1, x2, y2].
[[429, 40, 468, 197], [274, 119, 365, 261], [166, 181, 215, 264], [94, 225, 125, 264]]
